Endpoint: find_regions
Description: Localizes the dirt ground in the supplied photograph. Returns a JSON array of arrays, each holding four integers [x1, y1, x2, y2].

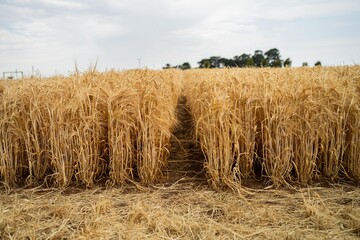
[[1, 96, 360, 239], [1, 182, 360, 239]]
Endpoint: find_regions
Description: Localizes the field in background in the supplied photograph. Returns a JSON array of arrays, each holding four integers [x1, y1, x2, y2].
[[1, 66, 360, 239]]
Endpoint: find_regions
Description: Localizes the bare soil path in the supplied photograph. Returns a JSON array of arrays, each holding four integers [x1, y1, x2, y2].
[[163, 95, 206, 185]]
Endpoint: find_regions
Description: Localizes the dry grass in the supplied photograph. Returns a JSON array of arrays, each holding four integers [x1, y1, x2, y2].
[[184, 66, 360, 189], [1, 183, 360, 239]]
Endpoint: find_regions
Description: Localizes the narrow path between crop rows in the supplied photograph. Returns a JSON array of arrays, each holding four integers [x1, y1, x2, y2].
[[164, 96, 206, 185]]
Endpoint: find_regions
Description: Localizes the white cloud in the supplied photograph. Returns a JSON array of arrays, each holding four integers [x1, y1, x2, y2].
[[41, 0, 85, 9], [251, 0, 360, 20], [0, 0, 359, 74], [13, 21, 53, 36]]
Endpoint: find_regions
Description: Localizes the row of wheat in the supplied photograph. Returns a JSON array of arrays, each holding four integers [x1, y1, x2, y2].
[[184, 66, 360, 189], [0, 69, 181, 188]]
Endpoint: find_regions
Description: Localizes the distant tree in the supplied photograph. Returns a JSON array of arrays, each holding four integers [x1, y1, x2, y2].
[[204, 60, 211, 68], [198, 57, 221, 68], [253, 50, 265, 67], [265, 48, 282, 67], [198, 59, 210, 68], [180, 62, 191, 70], [209, 56, 221, 68], [246, 57, 255, 67], [163, 63, 171, 69], [302, 62, 308, 67], [167, 48, 296, 70], [274, 59, 283, 68], [314, 61, 322, 67], [234, 54, 251, 67], [219, 58, 236, 68], [261, 58, 269, 67], [283, 58, 292, 67], [198, 58, 211, 68]]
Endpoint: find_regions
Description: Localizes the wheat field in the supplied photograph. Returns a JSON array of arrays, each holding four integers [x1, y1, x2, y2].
[[1, 66, 360, 189], [1, 66, 360, 239]]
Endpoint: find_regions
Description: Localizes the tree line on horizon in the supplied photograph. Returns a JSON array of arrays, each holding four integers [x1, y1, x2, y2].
[[163, 48, 321, 70]]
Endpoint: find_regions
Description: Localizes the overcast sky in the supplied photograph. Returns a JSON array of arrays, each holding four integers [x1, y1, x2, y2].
[[1, 0, 360, 76]]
